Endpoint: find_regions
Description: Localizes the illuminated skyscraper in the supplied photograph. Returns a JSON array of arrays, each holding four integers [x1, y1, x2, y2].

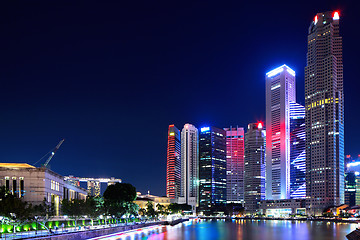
[[265, 64, 296, 200], [166, 124, 181, 199], [224, 127, 245, 204], [289, 102, 306, 199], [305, 11, 344, 213], [179, 124, 199, 210], [199, 126, 226, 213], [244, 123, 266, 213]]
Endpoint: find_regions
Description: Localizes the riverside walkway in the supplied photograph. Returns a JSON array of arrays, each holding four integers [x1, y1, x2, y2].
[[1, 221, 162, 240]]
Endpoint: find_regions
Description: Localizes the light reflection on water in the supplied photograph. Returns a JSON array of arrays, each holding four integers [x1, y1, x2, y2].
[[91, 219, 358, 240]]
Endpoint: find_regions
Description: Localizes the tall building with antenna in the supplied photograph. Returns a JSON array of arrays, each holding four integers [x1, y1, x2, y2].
[[305, 11, 344, 214]]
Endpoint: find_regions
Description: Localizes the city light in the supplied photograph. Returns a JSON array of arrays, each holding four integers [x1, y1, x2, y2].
[[314, 15, 318, 25], [347, 162, 360, 168], [266, 64, 295, 78], [201, 127, 210, 132], [333, 11, 340, 20]]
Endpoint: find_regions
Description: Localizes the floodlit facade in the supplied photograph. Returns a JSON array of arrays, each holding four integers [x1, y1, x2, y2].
[[199, 126, 226, 213], [244, 123, 266, 214], [224, 127, 245, 204], [0, 163, 87, 216], [178, 124, 198, 210], [265, 64, 296, 200], [260, 199, 306, 217], [166, 124, 181, 199], [305, 11, 344, 213]]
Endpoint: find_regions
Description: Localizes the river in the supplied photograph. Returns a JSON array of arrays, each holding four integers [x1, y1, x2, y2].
[[90, 219, 359, 240]]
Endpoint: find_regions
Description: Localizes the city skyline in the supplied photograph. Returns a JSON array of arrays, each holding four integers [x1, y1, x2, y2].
[[1, 1, 359, 197]]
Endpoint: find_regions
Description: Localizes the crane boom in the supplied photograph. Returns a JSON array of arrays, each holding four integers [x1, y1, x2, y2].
[[43, 139, 65, 167]]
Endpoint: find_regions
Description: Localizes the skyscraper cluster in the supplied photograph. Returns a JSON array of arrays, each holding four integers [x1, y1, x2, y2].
[[166, 11, 344, 215]]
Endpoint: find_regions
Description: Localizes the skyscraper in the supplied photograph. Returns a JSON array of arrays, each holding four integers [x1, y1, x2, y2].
[[244, 123, 266, 214], [289, 102, 306, 199], [199, 126, 227, 214], [265, 64, 296, 200], [224, 127, 245, 204], [305, 11, 344, 213], [166, 124, 181, 199], [179, 124, 199, 210], [345, 172, 356, 207]]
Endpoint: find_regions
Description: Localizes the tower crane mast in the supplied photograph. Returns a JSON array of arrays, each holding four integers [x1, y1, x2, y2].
[[43, 139, 65, 167]]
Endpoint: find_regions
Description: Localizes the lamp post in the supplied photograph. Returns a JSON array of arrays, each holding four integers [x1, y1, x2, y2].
[[34, 216, 38, 236]]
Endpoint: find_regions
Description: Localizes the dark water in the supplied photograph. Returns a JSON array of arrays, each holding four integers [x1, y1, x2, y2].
[[95, 219, 358, 240]]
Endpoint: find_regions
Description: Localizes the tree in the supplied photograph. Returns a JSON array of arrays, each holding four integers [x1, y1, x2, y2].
[[138, 208, 146, 217], [168, 203, 192, 214], [84, 196, 104, 226], [103, 183, 137, 219], [156, 204, 165, 215], [103, 183, 137, 202], [61, 199, 87, 228], [0, 186, 33, 235], [32, 199, 55, 234], [146, 201, 157, 219]]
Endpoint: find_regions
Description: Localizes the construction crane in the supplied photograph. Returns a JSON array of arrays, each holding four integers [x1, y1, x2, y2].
[[42, 139, 65, 167]]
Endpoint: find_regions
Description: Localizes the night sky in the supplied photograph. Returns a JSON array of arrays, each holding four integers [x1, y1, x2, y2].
[[1, 1, 359, 196]]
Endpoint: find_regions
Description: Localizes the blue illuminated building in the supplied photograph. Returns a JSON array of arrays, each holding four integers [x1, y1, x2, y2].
[[289, 102, 306, 199], [345, 171, 357, 207], [198, 126, 227, 214]]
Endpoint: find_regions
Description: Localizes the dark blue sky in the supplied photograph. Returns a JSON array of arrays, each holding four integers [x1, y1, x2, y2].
[[1, 1, 359, 196]]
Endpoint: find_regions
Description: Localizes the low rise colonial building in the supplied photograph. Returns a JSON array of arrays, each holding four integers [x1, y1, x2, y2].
[[0, 163, 87, 215], [260, 199, 306, 217], [134, 192, 171, 210]]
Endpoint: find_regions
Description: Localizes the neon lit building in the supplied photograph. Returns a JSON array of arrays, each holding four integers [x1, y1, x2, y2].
[[345, 172, 356, 207], [244, 123, 266, 214], [305, 11, 344, 213], [179, 124, 198, 210], [289, 102, 306, 199], [224, 127, 245, 204], [265, 64, 296, 200], [199, 126, 226, 213], [166, 124, 181, 199], [345, 161, 360, 207]]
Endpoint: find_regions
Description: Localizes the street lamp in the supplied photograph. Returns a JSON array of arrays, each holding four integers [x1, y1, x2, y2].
[[34, 216, 38, 236]]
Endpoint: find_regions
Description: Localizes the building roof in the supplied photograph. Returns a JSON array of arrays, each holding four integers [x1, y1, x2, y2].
[[0, 163, 36, 169]]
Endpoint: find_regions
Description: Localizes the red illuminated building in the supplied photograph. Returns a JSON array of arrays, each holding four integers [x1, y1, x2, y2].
[[224, 126, 245, 204], [166, 124, 181, 199]]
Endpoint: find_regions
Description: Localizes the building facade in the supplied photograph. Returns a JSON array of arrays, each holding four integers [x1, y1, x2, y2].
[[199, 126, 226, 214], [166, 124, 181, 199], [178, 124, 199, 210], [224, 127, 245, 204], [265, 64, 296, 200], [0, 163, 87, 216], [305, 11, 344, 213], [289, 102, 306, 199], [244, 123, 266, 214], [260, 199, 306, 217], [345, 172, 356, 207]]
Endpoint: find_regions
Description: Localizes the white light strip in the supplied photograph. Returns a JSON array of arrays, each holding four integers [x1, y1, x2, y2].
[[266, 64, 295, 77]]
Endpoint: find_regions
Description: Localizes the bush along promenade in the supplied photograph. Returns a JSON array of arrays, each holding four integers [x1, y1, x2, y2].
[[0, 183, 191, 239]]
